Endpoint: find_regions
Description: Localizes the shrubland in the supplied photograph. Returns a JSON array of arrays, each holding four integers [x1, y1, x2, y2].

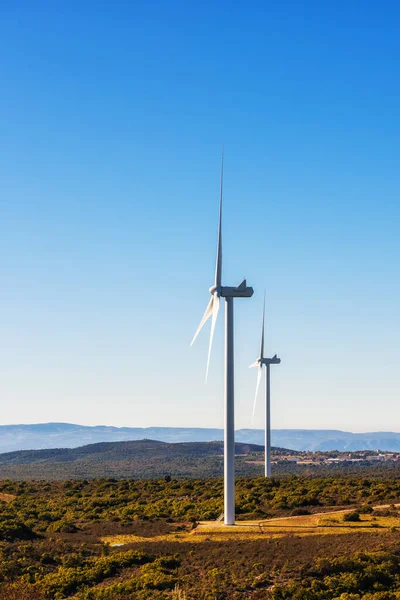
[[0, 475, 398, 598]]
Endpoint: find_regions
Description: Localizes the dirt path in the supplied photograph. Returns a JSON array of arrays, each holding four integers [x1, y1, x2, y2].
[[259, 503, 400, 524]]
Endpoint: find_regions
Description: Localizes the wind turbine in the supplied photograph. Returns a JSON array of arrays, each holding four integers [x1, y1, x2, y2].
[[250, 296, 281, 477], [191, 151, 253, 525]]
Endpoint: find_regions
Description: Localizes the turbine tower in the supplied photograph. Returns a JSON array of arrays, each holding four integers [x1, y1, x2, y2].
[[250, 296, 281, 477], [191, 151, 253, 525]]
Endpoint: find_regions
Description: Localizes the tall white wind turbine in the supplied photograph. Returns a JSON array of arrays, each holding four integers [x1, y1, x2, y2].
[[191, 151, 253, 525], [250, 296, 281, 477]]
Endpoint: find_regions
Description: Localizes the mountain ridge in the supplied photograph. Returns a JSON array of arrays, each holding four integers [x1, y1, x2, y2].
[[0, 423, 400, 452]]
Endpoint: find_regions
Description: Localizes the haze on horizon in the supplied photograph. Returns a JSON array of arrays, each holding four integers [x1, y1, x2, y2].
[[1, 1, 399, 433]]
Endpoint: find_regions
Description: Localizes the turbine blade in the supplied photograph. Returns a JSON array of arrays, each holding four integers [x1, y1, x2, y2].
[[214, 147, 223, 288], [205, 293, 220, 381], [260, 292, 265, 359], [251, 364, 263, 423], [249, 360, 259, 368], [190, 296, 214, 346]]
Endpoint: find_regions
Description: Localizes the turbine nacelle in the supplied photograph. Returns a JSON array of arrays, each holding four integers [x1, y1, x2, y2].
[[261, 355, 281, 365], [209, 279, 254, 298]]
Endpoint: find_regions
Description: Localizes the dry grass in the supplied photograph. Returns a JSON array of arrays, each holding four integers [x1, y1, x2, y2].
[[101, 508, 400, 547], [0, 492, 15, 503], [172, 585, 188, 600]]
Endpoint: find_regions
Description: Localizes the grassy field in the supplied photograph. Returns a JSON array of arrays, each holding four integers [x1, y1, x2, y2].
[[101, 503, 400, 546]]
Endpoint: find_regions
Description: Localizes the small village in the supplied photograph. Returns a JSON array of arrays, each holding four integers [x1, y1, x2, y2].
[[271, 449, 400, 467]]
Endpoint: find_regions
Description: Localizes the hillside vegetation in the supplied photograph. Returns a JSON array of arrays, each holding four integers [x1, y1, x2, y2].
[[0, 440, 399, 480], [0, 476, 399, 598], [0, 440, 264, 480]]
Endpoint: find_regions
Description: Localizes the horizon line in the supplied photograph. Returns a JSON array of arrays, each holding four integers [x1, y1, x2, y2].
[[0, 422, 400, 435]]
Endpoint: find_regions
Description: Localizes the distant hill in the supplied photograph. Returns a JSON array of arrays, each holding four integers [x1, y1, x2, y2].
[[0, 439, 264, 465], [0, 439, 398, 481], [0, 439, 266, 480], [0, 423, 399, 453]]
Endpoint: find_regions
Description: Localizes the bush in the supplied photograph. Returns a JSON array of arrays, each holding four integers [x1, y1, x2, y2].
[[47, 521, 79, 534], [291, 508, 311, 516], [358, 505, 374, 514], [0, 521, 38, 541], [343, 511, 361, 522]]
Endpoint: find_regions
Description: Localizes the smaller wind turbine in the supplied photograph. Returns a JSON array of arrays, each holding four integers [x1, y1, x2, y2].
[[250, 296, 281, 477]]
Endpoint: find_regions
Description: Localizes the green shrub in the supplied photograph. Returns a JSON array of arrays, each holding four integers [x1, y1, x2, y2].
[[343, 511, 361, 522], [47, 521, 79, 534], [291, 508, 311, 516], [0, 521, 38, 541]]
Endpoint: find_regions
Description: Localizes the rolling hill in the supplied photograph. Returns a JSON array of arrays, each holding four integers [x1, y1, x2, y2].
[[0, 439, 267, 480]]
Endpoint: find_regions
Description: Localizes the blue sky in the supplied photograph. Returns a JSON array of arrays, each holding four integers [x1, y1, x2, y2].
[[1, 1, 399, 431]]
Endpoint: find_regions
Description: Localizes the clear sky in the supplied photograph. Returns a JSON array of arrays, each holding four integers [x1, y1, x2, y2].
[[1, 1, 399, 432]]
